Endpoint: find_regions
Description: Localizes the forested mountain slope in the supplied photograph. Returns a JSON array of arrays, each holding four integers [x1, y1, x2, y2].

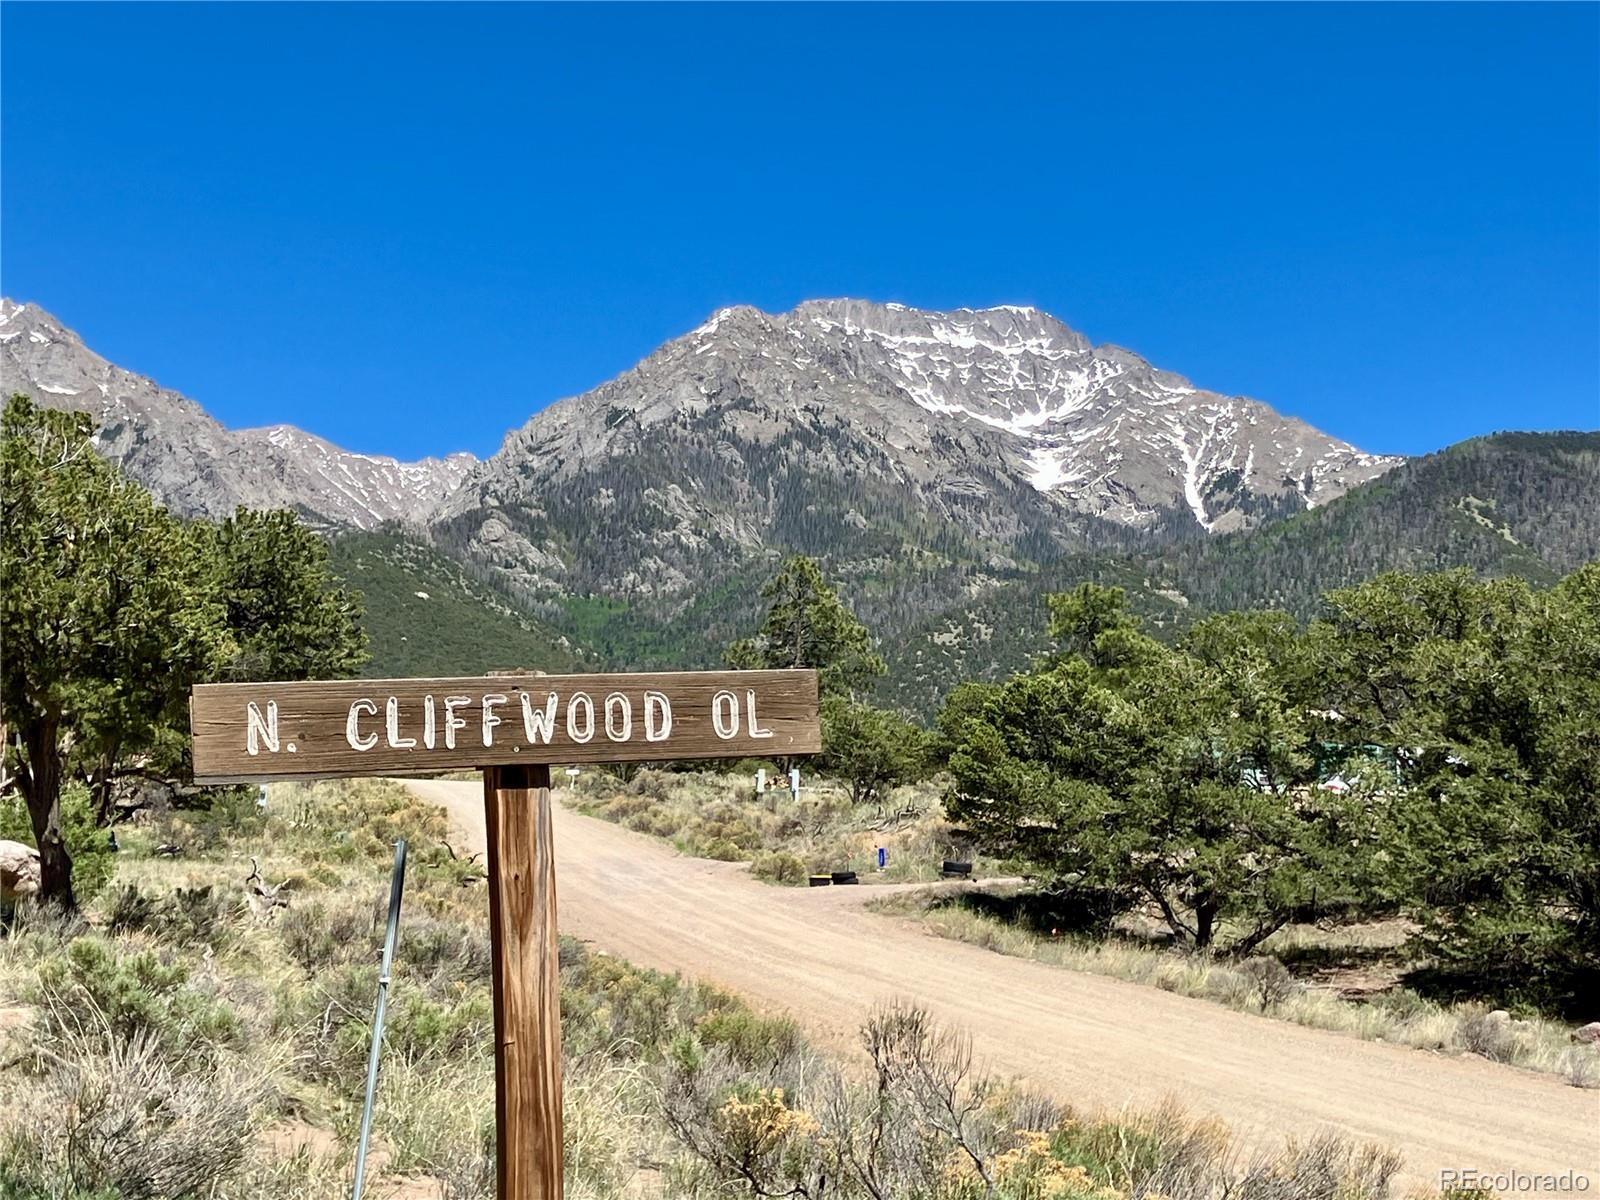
[[881, 432, 1600, 714], [1154, 430, 1600, 611], [329, 530, 590, 678]]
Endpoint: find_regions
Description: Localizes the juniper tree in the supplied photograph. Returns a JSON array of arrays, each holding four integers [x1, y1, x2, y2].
[[726, 555, 885, 697], [209, 508, 368, 682], [945, 589, 1361, 953], [1, 397, 225, 904], [0, 396, 369, 906], [818, 695, 929, 808], [1318, 567, 1600, 1008]]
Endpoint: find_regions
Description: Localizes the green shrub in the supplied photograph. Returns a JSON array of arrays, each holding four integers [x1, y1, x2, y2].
[[104, 885, 157, 935], [160, 786, 265, 853], [382, 989, 494, 1067], [278, 897, 377, 973], [1045, 1108, 1400, 1197], [269, 779, 449, 862], [702, 838, 747, 862], [694, 1006, 803, 1070], [308, 863, 344, 889], [281, 956, 492, 1092], [104, 885, 240, 950], [640, 811, 682, 839], [35, 937, 241, 1056], [1371, 988, 1433, 1020], [275, 963, 375, 1086], [600, 794, 654, 823], [397, 912, 492, 983], [750, 852, 808, 886], [562, 944, 686, 1053]]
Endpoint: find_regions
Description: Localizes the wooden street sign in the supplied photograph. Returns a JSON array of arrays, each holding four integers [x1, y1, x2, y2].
[[189, 668, 821, 1200], [190, 669, 820, 783]]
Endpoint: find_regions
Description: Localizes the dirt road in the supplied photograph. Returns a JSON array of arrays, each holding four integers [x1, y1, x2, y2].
[[404, 778, 1598, 1191]]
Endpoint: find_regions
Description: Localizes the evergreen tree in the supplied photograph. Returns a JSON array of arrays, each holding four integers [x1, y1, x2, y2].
[[1, 397, 225, 904], [211, 508, 368, 681], [1318, 566, 1600, 1008], [818, 695, 928, 808], [946, 589, 1364, 952], [0, 396, 370, 907], [726, 556, 885, 697]]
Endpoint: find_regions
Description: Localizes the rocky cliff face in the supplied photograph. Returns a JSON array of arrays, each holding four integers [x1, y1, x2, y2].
[[771, 300, 1392, 529], [0, 299, 474, 528], [434, 299, 1397, 602], [3, 294, 1399, 617]]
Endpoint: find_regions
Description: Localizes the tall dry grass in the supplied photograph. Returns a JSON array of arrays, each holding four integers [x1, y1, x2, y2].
[[661, 999, 1413, 1200]]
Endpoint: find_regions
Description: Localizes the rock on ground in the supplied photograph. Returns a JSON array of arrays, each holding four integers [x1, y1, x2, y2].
[[0, 838, 41, 903]]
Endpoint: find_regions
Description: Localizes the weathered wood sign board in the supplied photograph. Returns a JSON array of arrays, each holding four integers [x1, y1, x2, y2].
[[190, 666, 821, 1200], [191, 669, 820, 783]]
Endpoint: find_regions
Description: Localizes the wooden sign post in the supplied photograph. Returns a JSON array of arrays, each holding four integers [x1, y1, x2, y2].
[[192, 669, 821, 1200]]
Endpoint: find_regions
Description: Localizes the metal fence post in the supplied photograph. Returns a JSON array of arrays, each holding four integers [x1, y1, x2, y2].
[[352, 838, 408, 1200]]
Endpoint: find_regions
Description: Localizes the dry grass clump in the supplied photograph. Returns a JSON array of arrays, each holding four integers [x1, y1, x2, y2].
[[365, 1055, 496, 1195], [1, 1019, 274, 1200], [570, 768, 992, 883], [873, 894, 1594, 1087], [661, 999, 1408, 1200], [0, 900, 88, 1009]]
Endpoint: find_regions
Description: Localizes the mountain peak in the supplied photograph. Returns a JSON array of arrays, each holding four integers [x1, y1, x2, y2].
[[434, 293, 1401, 613], [0, 300, 476, 529], [0, 299, 78, 353], [3, 295, 1399, 558], [786, 297, 1093, 357]]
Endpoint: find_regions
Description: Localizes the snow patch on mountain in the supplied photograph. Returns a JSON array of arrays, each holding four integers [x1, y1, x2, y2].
[[754, 300, 1399, 528]]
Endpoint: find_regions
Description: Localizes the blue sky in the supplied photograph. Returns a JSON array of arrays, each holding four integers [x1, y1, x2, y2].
[[4, 3, 1596, 461]]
